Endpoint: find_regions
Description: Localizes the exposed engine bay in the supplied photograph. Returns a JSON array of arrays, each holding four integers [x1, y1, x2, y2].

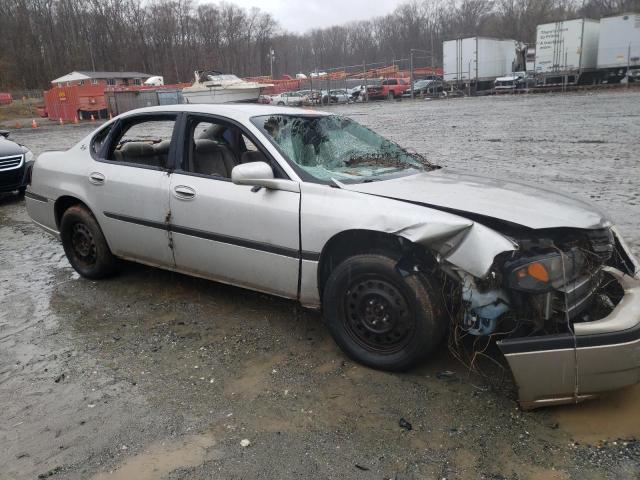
[[434, 224, 638, 387], [459, 227, 629, 337]]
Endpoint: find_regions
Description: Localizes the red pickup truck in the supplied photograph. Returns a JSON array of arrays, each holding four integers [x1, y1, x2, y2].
[[366, 78, 410, 100]]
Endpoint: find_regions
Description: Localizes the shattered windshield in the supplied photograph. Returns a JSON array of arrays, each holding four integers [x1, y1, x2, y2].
[[251, 114, 436, 183]]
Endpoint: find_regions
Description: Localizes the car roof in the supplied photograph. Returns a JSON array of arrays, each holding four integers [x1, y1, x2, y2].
[[118, 104, 331, 123]]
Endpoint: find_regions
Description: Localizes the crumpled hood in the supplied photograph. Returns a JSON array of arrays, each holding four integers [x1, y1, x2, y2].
[[340, 169, 610, 230]]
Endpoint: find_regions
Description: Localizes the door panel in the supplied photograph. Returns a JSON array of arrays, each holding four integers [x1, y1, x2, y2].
[[169, 174, 300, 298], [85, 113, 178, 267], [87, 161, 174, 266]]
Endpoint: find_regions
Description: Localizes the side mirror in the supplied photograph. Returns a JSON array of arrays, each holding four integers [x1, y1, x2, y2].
[[231, 161, 299, 193], [0, 130, 10, 138]]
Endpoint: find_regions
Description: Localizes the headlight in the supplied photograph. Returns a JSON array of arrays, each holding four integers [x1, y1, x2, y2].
[[506, 251, 584, 292], [25, 150, 34, 163]]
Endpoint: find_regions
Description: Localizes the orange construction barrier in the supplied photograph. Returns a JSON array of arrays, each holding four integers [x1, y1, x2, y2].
[[59, 118, 64, 126], [14, 121, 22, 129], [31, 119, 38, 128], [90, 114, 95, 122], [73, 116, 79, 124]]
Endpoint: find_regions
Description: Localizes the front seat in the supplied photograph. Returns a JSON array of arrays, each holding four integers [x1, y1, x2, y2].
[[193, 139, 236, 178], [239, 151, 269, 164]]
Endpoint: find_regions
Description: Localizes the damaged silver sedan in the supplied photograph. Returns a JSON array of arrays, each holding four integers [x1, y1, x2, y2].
[[25, 105, 640, 409]]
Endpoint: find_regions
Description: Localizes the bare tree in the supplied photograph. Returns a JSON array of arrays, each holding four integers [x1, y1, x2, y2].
[[0, 0, 633, 90]]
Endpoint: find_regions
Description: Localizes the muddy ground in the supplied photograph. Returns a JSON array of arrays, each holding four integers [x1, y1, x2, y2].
[[1, 90, 640, 480]]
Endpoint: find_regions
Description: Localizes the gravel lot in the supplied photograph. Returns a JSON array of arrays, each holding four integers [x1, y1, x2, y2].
[[1, 90, 639, 479]]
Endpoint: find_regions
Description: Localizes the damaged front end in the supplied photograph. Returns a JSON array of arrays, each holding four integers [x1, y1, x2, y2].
[[431, 223, 640, 409]]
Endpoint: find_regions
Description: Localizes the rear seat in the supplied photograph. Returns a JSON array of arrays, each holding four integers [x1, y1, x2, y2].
[[115, 142, 162, 167], [154, 140, 171, 167]]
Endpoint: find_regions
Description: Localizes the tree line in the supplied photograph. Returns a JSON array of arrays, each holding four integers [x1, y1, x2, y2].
[[0, 0, 635, 90]]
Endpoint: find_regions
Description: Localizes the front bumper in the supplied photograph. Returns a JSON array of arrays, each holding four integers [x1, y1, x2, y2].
[[498, 267, 640, 409], [0, 158, 29, 193]]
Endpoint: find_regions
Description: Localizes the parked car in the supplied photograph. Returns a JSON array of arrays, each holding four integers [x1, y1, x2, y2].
[[348, 85, 367, 101], [367, 78, 410, 100], [321, 89, 351, 104], [494, 72, 535, 92], [402, 79, 445, 98], [0, 130, 34, 196], [269, 91, 305, 106], [25, 105, 640, 410], [298, 90, 321, 105]]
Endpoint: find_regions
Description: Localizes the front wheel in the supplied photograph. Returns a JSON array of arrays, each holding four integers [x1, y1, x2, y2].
[[60, 205, 119, 279], [322, 254, 446, 371]]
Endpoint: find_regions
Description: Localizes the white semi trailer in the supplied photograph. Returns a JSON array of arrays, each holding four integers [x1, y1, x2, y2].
[[597, 13, 640, 83], [443, 37, 517, 92], [534, 18, 600, 85]]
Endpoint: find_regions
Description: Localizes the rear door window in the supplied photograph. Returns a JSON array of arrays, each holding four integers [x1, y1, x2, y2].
[[90, 124, 113, 159], [107, 116, 176, 169]]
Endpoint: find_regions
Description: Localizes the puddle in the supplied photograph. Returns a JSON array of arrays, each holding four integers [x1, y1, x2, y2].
[[92, 433, 217, 480], [553, 385, 640, 443]]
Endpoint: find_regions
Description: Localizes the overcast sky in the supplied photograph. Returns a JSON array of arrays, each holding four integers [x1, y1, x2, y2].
[[215, 0, 407, 33]]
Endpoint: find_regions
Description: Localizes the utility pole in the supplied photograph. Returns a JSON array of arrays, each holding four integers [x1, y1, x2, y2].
[[269, 48, 275, 79], [410, 50, 415, 99], [363, 61, 367, 102], [430, 31, 435, 72]]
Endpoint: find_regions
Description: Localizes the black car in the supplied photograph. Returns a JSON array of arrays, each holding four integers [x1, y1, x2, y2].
[[0, 130, 33, 196]]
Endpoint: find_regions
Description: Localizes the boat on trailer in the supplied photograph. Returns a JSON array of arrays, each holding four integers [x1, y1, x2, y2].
[[182, 70, 271, 104]]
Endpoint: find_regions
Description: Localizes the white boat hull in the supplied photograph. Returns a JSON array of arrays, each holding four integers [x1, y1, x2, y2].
[[182, 87, 262, 104]]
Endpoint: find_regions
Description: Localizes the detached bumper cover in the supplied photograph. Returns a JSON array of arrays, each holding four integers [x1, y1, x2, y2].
[[498, 268, 640, 409]]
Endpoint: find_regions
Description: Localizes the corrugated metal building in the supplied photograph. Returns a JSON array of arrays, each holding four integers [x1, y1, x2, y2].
[[105, 88, 185, 116]]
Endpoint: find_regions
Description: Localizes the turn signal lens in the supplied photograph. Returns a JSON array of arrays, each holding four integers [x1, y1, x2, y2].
[[527, 262, 549, 283], [506, 252, 581, 293]]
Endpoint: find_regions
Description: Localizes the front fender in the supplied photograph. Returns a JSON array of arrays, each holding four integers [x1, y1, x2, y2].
[[299, 183, 517, 305]]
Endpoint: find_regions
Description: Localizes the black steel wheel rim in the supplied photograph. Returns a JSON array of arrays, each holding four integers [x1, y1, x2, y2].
[[344, 275, 415, 354], [70, 222, 97, 266]]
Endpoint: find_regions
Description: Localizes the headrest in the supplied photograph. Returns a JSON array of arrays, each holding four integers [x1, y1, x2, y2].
[[240, 151, 268, 164], [120, 142, 155, 157], [154, 140, 171, 153]]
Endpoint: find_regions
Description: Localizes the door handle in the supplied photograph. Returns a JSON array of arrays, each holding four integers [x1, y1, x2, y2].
[[173, 185, 196, 200], [89, 172, 105, 185]]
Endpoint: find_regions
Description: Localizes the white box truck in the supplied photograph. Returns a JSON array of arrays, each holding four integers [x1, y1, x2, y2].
[[443, 37, 517, 91], [535, 18, 600, 84], [597, 13, 640, 83]]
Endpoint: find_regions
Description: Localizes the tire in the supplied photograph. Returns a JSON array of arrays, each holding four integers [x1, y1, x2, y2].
[[277, 101, 285, 106], [322, 254, 446, 371], [60, 205, 119, 279], [387, 91, 395, 100], [17, 187, 26, 197]]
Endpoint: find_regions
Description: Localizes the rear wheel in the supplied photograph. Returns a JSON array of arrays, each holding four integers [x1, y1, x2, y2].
[[60, 205, 119, 279], [322, 254, 446, 371], [277, 101, 285, 106]]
